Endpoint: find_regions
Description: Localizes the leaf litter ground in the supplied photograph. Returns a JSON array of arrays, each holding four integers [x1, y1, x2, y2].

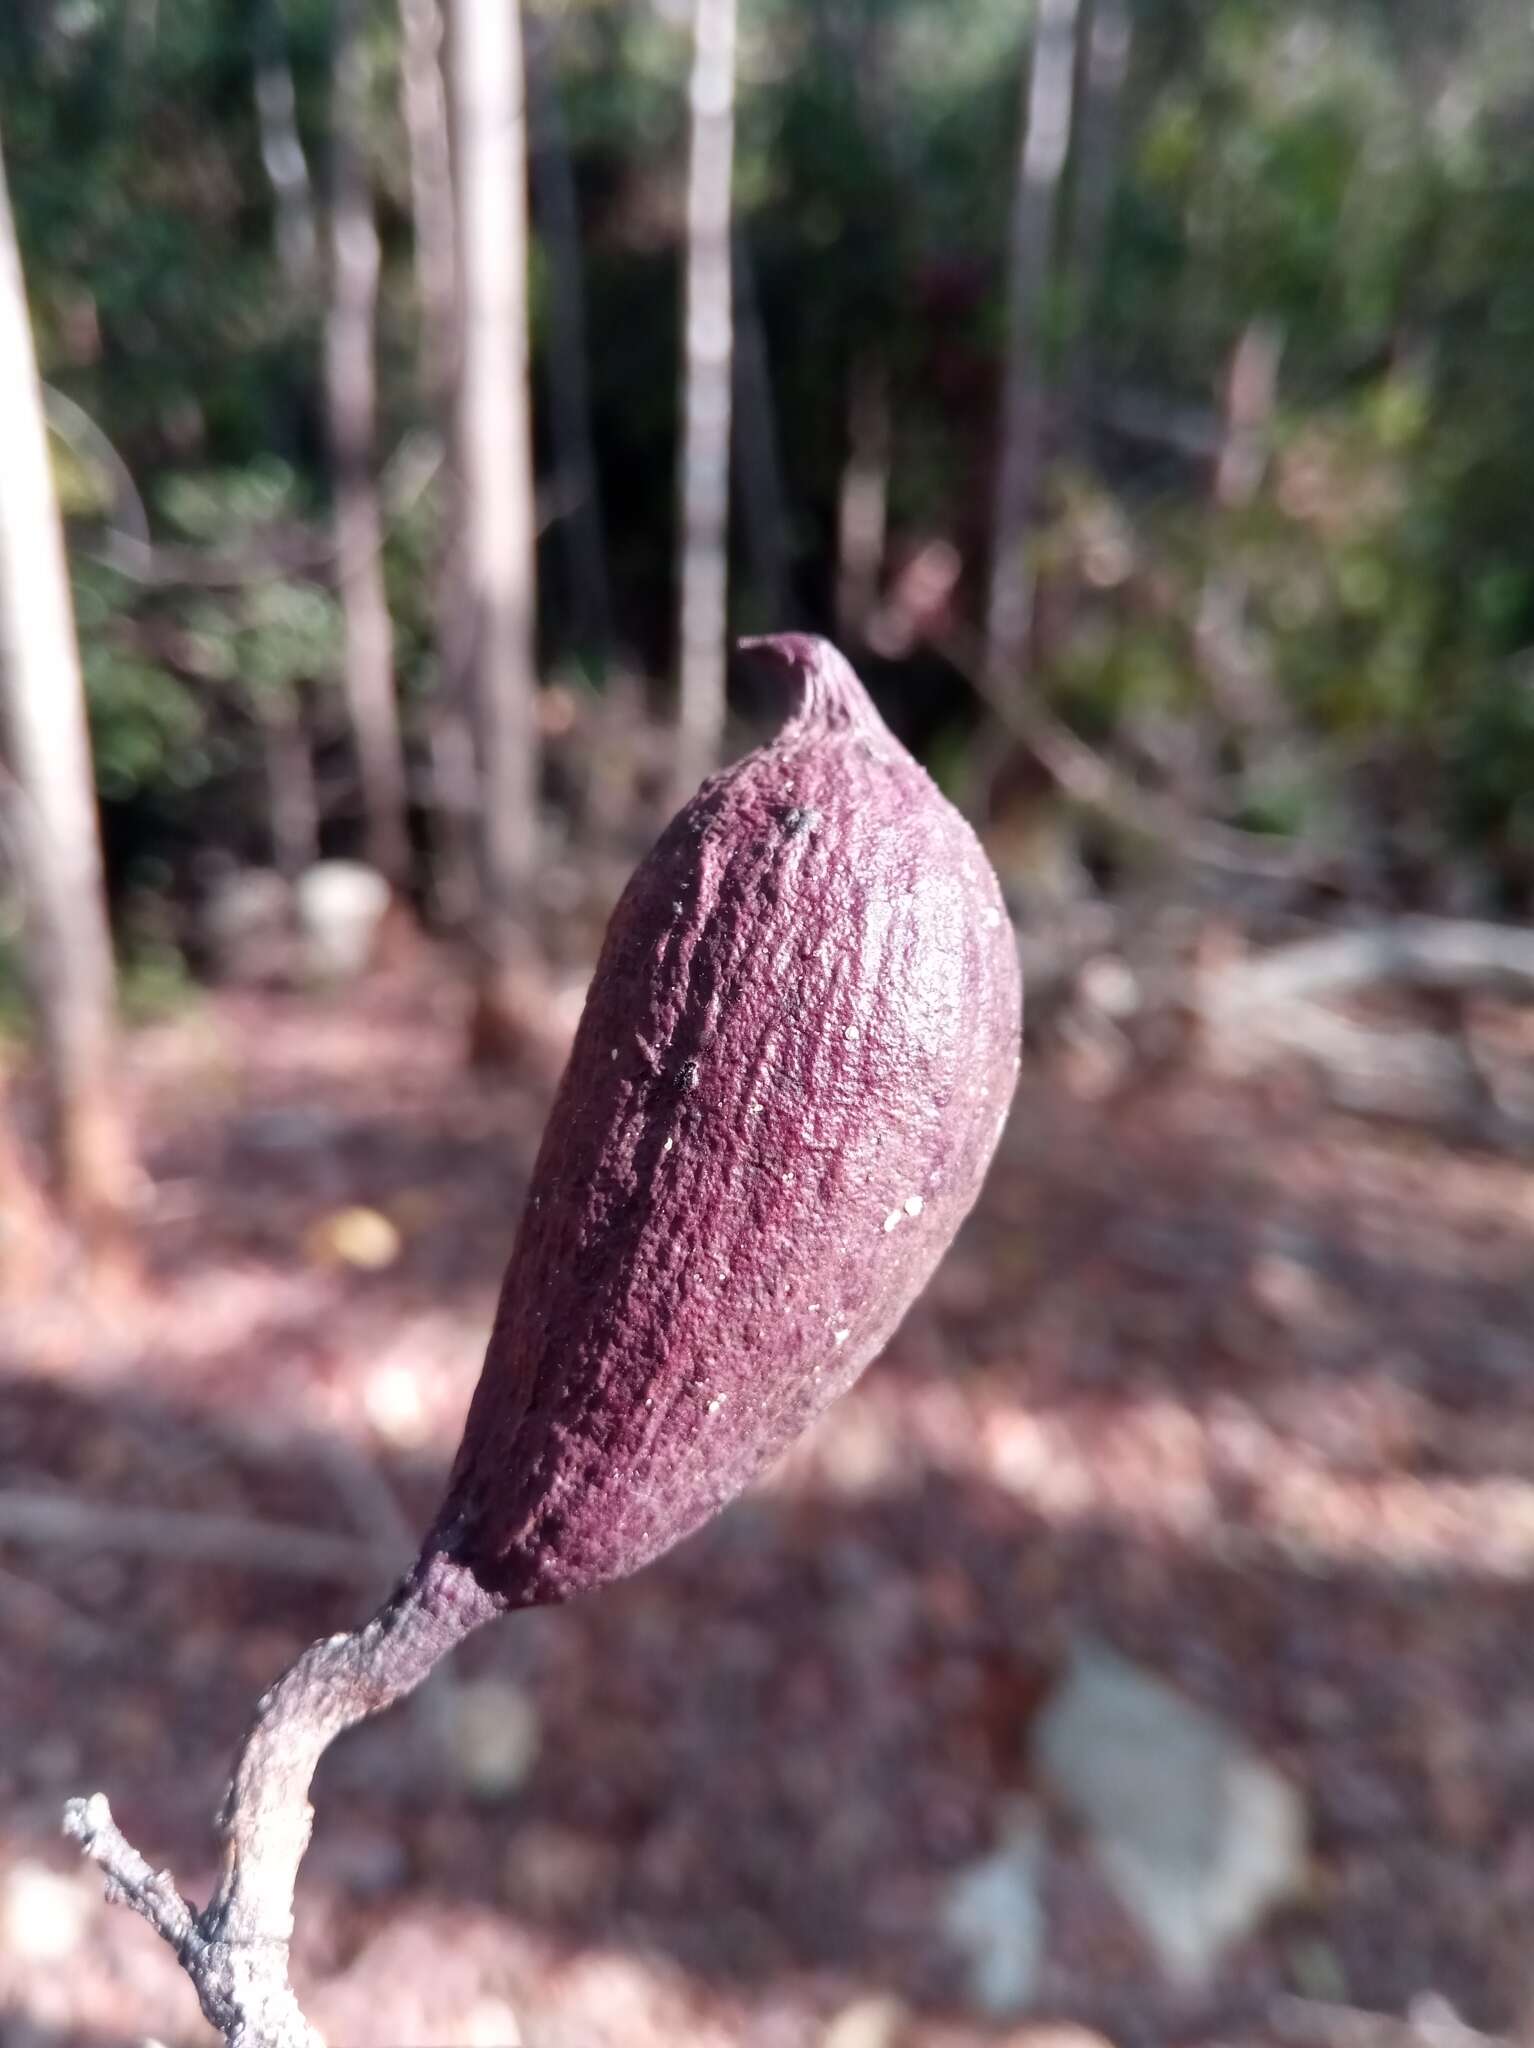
[[2, 961, 1533, 2047]]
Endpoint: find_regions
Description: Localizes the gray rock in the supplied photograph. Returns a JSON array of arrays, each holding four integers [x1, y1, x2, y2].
[[941, 1800, 1045, 2016], [295, 860, 392, 982], [1033, 1637, 1306, 1987], [201, 866, 294, 984], [436, 1673, 540, 1803], [820, 1997, 907, 2048]]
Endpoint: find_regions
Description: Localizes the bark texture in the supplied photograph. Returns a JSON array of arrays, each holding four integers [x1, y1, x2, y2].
[[397, 0, 480, 925], [528, 18, 614, 666], [254, 0, 319, 297], [0, 131, 134, 1230], [732, 228, 795, 628], [327, 0, 411, 885], [397, 0, 458, 409], [835, 351, 891, 641], [984, 0, 1083, 699], [676, 0, 739, 798], [450, 0, 541, 949], [1064, 0, 1131, 426]]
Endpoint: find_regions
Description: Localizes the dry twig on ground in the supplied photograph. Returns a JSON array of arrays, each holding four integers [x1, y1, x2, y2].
[[64, 1547, 498, 2047], [0, 1489, 392, 1584], [1201, 918, 1534, 1145]]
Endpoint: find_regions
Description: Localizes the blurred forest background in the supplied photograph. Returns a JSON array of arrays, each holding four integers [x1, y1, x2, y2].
[[3, 1, 1534, 2045]]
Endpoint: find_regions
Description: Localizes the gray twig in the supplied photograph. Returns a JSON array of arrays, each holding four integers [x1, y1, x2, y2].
[[63, 1548, 498, 2047]]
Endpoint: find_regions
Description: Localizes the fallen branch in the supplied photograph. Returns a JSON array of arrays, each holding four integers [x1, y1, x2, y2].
[[1273, 1994, 1512, 2048], [939, 627, 1323, 882], [57, 415, 575, 591], [0, 1489, 394, 1584], [1199, 918, 1534, 1146], [64, 1545, 498, 2046], [1206, 994, 1484, 1118], [1202, 918, 1534, 1011]]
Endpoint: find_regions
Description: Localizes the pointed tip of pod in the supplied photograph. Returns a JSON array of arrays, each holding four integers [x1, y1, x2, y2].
[[736, 633, 886, 742]]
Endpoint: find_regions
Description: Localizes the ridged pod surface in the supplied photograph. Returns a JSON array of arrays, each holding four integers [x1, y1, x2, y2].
[[437, 634, 1022, 1605]]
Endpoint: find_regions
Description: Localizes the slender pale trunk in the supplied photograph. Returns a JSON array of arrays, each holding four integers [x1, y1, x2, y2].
[[327, 0, 411, 885], [835, 351, 891, 642], [0, 1053, 54, 1296], [253, 0, 319, 297], [397, 0, 459, 408], [450, 0, 540, 952], [1195, 318, 1285, 729], [676, 0, 737, 798], [527, 19, 613, 668], [816, 0, 893, 646], [397, 0, 479, 927], [983, 0, 1082, 700], [259, 688, 321, 882], [732, 227, 793, 628], [252, 4, 322, 889], [1064, 0, 1131, 428], [0, 135, 134, 1230]]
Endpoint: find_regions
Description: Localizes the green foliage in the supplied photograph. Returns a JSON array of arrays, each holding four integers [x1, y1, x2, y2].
[[4, 0, 1534, 916]]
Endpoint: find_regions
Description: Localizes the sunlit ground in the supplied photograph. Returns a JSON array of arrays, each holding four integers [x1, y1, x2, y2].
[[3, 960, 1534, 2045]]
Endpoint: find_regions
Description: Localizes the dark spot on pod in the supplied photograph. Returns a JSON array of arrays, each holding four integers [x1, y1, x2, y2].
[[676, 1057, 701, 1091], [780, 805, 820, 837]]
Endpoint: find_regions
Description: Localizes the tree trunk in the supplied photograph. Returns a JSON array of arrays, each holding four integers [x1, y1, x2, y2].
[[1194, 318, 1285, 730], [252, 4, 322, 894], [258, 687, 321, 883], [675, 0, 737, 799], [253, 0, 319, 298], [1063, 0, 1131, 429], [327, 0, 411, 886], [396, 0, 479, 928], [0, 133, 134, 1232], [397, 0, 458, 410], [732, 227, 793, 630], [835, 350, 891, 642], [983, 0, 1082, 701], [449, 0, 541, 955], [527, 17, 614, 670], [0, 1053, 56, 1300]]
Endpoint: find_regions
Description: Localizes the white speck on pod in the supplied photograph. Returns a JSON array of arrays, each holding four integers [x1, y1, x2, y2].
[[833, 1328, 850, 1346], [904, 1194, 924, 1216], [883, 1208, 903, 1232]]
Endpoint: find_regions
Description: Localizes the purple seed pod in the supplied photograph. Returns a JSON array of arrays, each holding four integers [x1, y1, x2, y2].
[[436, 633, 1022, 1604], [61, 638, 1024, 2033]]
